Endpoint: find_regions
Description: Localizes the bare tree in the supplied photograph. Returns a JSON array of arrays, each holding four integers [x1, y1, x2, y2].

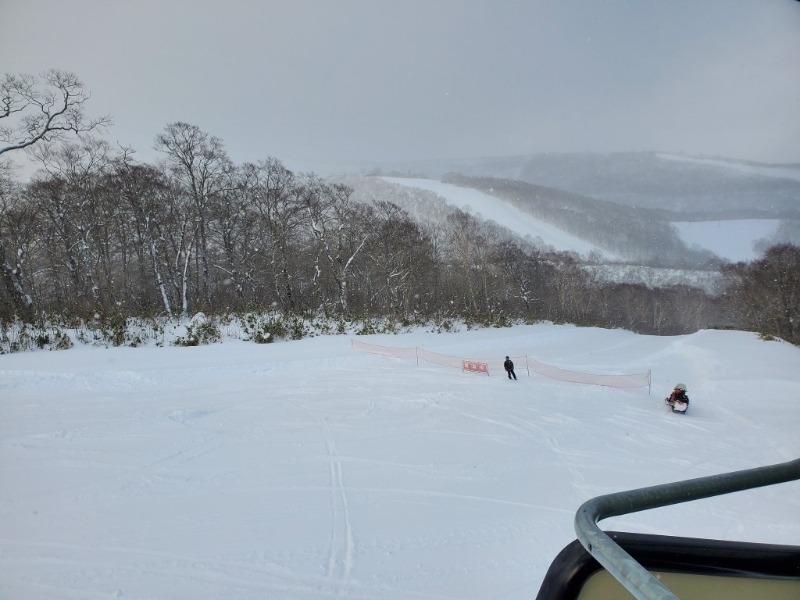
[[112, 158, 175, 315], [1, 70, 111, 156], [363, 200, 434, 317], [444, 209, 484, 312], [303, 178, 368, 315], [210, 172, 252, 305], [494, 242, 546, 316], [160, 182, 197, 318], [0, 162, 36, 320], [0, 70, 110, 321], [239, 159, 305, 310], [724, 244, 800, 344], [155, 122, 233, 308], [549, 254, 593, 324], [28, 138, 118, 315]]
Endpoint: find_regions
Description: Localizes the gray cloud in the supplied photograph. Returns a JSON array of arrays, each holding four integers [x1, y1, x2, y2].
[[2, 0, 799, 170]]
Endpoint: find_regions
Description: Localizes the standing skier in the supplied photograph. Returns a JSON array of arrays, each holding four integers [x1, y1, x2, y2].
[[504, 356, 517, 380]]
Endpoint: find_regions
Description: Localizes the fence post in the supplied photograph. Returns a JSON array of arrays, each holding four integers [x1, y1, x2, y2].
[[648, 370, 651, 395], [416, 347, 419, 365], [526, 355, 530, 376]]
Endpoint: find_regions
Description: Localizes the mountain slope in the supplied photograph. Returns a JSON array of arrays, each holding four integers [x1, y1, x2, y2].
[[382, 177, 615, 258], [441, 173, 720, 268], [373, 151, 800, 217]]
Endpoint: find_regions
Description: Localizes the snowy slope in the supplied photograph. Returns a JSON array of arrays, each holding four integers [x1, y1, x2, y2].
[[2, 324, 799, 599], [672, 219, 780, 263], [383, 177, 617, 258], [383, 176, 782, 264], [657, 153, 800, 262]]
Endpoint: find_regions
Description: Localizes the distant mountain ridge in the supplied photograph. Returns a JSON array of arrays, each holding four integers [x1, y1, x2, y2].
[[375, 151, 800, 218], [440, 173, 720, 268]]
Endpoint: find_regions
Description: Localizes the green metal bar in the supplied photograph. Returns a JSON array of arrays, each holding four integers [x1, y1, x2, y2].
[[574, 458, 800, 600]]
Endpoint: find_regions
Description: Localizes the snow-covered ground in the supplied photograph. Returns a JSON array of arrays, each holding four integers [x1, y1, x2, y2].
[[672, 219, 780, 263], [2, 324, 799, 599], [383, 178, 616, 259]]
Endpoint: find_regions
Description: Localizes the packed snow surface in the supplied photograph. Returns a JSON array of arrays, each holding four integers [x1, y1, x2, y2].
[[383, 177, 616, 258], [2, 324, 799, 599]]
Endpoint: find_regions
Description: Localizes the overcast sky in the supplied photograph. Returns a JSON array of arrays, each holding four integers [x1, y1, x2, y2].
[[3, 0, 800, 171]]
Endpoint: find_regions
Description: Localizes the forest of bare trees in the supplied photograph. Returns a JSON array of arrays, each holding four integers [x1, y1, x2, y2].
[[1, 71, 798, 346], [722, 244, 800, 345]]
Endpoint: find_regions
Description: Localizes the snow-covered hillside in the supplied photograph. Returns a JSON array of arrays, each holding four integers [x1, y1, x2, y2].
[[657, 153, 800, 182], [383, 176, 781, 265], [672, 219, 780, 263], [383, 177, 617, 259], [2, 324, 799, 599]]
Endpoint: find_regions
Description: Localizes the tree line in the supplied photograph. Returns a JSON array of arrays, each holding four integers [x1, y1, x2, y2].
[[1, 71, 798, 345]]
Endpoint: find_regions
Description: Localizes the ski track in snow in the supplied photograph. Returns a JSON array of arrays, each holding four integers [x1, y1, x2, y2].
[[322, 418, 354, 590], [1, 324, 799, 599]]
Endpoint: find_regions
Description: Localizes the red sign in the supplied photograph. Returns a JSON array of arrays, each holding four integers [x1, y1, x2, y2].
[[462, 360, 489, 374]]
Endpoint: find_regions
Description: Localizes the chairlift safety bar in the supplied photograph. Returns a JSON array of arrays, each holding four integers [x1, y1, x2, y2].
[[574, 458, 800, 600]]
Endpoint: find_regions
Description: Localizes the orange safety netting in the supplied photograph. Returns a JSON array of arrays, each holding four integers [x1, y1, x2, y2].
[[351, 339, 650, 390]]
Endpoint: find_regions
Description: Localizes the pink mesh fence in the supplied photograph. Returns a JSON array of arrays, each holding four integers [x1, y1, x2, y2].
[[352, 339, 650, 390], [526, 358, 649, 389], [351, 340, 418, 360]]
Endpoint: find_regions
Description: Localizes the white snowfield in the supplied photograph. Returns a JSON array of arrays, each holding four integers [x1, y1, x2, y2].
[[672, 219, 781, 263], [2, 324, 799, 599]]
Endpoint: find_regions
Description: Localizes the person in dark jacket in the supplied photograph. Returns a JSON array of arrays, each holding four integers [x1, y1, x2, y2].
[[667, 383, 689, 409], [504, 356, 517, 380]]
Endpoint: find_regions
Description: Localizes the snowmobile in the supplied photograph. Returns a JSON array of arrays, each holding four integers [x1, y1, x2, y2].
[[665, 396, 689, 414], [535, 458, 800, 600]]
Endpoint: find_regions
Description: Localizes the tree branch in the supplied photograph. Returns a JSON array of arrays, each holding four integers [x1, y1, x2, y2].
[[0, 69, 112, 156]]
